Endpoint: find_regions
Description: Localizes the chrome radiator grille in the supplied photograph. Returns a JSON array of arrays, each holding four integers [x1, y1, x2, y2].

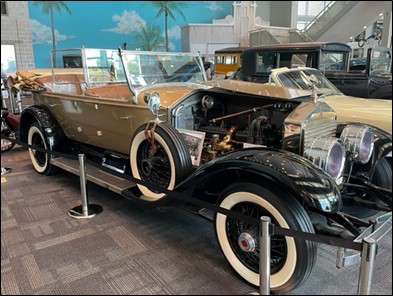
[[283, 101, 338, 154], [303, 116, 337, 147]]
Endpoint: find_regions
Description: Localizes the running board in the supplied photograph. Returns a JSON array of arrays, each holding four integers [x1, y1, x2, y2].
[[51, 157, 136, 195]]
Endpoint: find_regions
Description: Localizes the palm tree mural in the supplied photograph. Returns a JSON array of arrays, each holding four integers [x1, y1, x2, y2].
[[135, 23, 164, 51], [32, 1, 71, 67], [148, 1, 188, 52]]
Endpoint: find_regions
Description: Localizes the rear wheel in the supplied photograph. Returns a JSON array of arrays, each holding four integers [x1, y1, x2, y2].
[[28, 122, 56, 175], [130, 122, 193, 200], [215, 182, 316, 294]]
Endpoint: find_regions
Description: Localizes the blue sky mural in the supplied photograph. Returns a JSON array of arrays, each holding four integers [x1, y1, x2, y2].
[[28, 1, 233, 67]]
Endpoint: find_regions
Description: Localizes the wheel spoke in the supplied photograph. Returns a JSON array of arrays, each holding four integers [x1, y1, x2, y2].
[[226, 201, 287, 273], [136, 140, 171, 188]]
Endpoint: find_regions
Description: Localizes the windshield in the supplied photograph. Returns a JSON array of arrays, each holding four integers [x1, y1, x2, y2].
[[320, 52, 347, 71], [118, 50, 206, 91], [272, 68, 343, 96], [83, 48, 126, 83], [51, 48, 207, 92]]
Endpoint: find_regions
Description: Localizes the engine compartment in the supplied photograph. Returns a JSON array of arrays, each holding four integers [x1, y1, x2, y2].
[[171, 88, 301, 164]]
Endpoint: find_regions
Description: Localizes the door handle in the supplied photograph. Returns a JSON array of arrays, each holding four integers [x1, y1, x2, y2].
[[120, 116, 131, 120]]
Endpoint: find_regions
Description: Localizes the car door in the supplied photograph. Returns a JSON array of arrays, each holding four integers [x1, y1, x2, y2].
[[76, 97, 133, 154], [326, 71, 368, 98]]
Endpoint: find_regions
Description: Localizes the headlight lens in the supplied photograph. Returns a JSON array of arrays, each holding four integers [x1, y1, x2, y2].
[[148, 92, 161, 116], [340, 125, 374, 164], [304, 137, 346, 181]]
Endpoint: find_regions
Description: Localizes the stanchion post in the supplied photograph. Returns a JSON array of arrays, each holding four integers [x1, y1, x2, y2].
[[259, 216, 271, 295], [9, 89, 15, 114], [16, 91, 22, 114], [68, 153, 103, 219], [357, 237, 377, 295], [79, 154, 89, 216]]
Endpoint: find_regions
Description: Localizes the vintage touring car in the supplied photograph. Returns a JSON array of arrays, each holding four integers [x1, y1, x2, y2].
[[9, 47, 392, 294]]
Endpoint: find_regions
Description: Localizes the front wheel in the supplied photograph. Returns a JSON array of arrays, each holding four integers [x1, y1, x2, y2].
[[366, 157, 392, 213], [342, 157, 392, 217], [215, 182, 316, 294], [27, 122, 56, 175], [130, 122, 193, 200]]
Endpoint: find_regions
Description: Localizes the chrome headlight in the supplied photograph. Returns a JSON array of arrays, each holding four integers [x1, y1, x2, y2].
[[340, 125, 374, 164], [147, 92, 161, 117], [304, 137, 346, 181]]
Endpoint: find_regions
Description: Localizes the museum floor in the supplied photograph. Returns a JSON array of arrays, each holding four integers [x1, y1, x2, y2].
[[1, 144, 392, 295]]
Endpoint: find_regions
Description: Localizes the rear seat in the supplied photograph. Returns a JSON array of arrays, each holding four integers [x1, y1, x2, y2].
[[35, 74, 86, 95]]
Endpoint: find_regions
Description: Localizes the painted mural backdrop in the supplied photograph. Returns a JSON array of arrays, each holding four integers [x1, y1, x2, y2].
[[28, 1, 233, 67]]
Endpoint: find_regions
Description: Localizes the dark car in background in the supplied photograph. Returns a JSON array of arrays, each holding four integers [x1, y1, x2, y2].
[[232, 42, 392, 99]]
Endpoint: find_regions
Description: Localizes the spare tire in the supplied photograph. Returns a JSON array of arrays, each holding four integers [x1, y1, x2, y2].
[[130, 122, 193, 200]]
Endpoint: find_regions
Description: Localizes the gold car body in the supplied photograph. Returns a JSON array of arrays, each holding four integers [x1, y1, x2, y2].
[[322, 95, 392, 135], [26, 82, 203, 155]]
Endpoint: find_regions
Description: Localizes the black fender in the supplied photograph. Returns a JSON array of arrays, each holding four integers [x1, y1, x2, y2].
[[19, 105, 67, 152], [368, 72, 392, 99], [370, 125, 392, 158], [369, 84, 392, 99], [367, 126, 392, 178], [175, 148, 342, 213]]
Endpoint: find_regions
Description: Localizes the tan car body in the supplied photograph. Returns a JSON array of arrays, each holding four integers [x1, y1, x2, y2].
[[34, 86, 203, 155], [13, 68, 392, 156], [12, 69, 206, 154]]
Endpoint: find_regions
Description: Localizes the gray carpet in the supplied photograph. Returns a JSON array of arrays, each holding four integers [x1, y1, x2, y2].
[[1, 146, 392, 295]]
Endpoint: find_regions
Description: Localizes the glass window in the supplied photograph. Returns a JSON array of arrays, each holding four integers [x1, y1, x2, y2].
[[320, 52, 345, 71], [1, 45, 16, 76], [297, 1, 329, 30], [291, 54, 309, 67], [1, 1, 7, 15], [370, 48, 391, 72], [256, 52, 276, 73]]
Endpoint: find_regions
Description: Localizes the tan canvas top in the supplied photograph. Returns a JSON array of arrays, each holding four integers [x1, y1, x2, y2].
[[7, 68, 84, 92]]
